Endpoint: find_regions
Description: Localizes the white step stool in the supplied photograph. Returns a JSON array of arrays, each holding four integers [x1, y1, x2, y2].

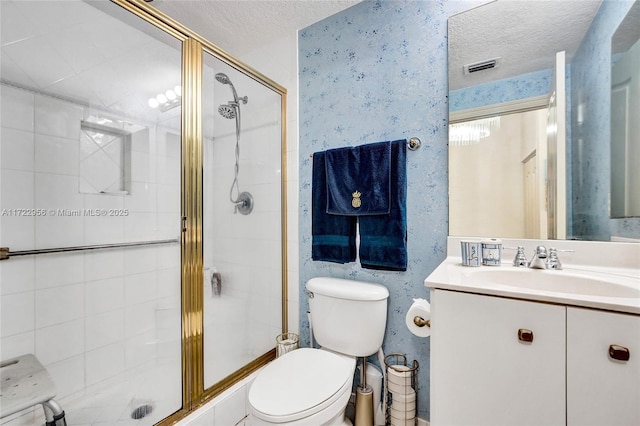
[[0, 354, 67, 426]]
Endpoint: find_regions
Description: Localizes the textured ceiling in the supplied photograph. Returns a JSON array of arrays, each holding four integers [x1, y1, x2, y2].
[[149, 0, 362, 57], [449, 0, 603, 91]]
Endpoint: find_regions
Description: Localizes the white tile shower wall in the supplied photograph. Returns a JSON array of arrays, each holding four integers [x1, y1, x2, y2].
[[238, 37, 300, 336], [203, 89, 283, 386], [0, 85, 182, 410]]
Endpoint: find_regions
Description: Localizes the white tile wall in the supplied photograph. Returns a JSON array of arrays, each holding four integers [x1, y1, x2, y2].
[[34, 252, 84, 289], [0, 331, 34, 361], [124, 247, 158, 275], [1, 86, 35, 132], [34, 319, 84, 365], [84, 250, 125, 281], [1, 291, 35, 337], [85, 342, 125, 386], [0, 170, 35, 250], [0, 87, 182, 416], [239, 33, 300, 337], [125, 271, 157, 305], [34, 95, 82, 139], [0, 256, 35, 296], [85, 277, 125, 314], [175, 373, 255, 426], [46, 355, 85, 406], [1, 127, 34, 172], [34, 133, 79, 176], [85, 309, 125, 351], [213, 386, 248, 426], [35, 283, 84, 328], [124, 329, 156, 370], [125, 301, 156, 338]]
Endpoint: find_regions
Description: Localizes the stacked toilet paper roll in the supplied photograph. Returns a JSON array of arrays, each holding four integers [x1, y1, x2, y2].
[[405, 298, 431, 337], [387, 365, 416, 426]]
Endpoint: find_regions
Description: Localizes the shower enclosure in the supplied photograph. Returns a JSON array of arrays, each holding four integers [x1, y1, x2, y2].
[[0, 1, 287, 425]]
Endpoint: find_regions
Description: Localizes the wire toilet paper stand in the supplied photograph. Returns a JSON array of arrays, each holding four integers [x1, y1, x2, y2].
[[384, 353, 418, 426]]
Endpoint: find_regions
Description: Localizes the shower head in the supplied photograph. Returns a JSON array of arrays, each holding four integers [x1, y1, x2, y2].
[[218, 103, 237, 119], [215, 73, 231, 85], [214, 72, 248, 105]]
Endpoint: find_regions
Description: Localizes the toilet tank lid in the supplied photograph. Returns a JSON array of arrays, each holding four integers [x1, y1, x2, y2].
[[306, 277, 389, 301]]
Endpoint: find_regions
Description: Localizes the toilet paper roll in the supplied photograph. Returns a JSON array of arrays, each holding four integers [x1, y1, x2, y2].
[[405, 298, 431, 338]]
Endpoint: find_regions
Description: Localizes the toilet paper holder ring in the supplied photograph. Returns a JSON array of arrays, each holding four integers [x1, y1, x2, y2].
[[413, 316, 430, 328]]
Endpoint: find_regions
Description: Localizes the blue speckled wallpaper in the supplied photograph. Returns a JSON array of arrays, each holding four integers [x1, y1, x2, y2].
[[298, 0, 480, 420], [570, 0, 640, 240], [450, 69, 552, 111]]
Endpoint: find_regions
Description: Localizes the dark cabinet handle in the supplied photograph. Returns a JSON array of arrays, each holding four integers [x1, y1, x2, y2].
[[609, 345, 630, 361], [518, 328, 534, 343]]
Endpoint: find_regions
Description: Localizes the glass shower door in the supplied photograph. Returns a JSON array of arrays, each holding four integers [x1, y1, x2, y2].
[[0, 1, 183, 424], [202, 53, 284, 388]]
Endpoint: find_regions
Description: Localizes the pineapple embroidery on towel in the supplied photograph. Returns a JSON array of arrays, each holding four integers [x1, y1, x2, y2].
[[351, 190, 362, 209]]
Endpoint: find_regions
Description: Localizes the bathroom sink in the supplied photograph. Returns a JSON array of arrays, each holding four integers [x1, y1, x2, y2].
[[463, 268, 640, 299]]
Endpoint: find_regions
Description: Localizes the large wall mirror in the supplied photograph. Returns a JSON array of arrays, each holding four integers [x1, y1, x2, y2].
[[448, 0, 640, 242], [611, 2, 640, 219]]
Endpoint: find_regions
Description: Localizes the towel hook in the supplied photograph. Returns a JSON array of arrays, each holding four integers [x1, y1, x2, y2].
[[408, 137, 421, 151]]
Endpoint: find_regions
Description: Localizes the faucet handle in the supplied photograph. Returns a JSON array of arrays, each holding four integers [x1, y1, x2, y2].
[[512, 246, 528, 267], [545, 247, 575, 270], [503, 246, 529, 267], [545, 247, 562, 270]]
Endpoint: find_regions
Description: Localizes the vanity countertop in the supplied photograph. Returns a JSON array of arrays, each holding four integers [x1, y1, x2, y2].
[[425, 257, 640, 315]]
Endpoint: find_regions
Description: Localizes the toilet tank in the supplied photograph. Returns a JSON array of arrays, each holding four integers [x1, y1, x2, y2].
[[306, 277, 389, 357]]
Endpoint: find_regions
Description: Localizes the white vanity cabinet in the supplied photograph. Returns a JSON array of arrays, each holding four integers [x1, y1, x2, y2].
[[566, 307, 640, 425], [431, 289, 640, 426], [430, 289, 566, 426]]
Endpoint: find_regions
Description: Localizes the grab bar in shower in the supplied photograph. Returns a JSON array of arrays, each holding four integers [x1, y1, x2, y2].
[[0, 238, 179, 260]]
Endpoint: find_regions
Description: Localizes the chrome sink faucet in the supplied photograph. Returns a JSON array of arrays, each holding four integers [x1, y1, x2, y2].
[[523, 246, 565, 270], [528, 246, 548, 269]]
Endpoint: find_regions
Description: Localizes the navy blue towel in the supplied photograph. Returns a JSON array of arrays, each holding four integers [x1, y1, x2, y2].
[[359, 139, 407, 271], [311, 151, 357, 263], [325, 141, 391, 216]]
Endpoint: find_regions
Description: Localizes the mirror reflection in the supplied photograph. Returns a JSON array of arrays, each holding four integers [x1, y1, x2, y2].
[[448, 0, 640, 242], [610, 1, 640, 219]]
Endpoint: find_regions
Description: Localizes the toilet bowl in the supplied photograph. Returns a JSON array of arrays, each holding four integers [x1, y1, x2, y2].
[[247, 277, 389, 426], [248, 348, 355, 425]]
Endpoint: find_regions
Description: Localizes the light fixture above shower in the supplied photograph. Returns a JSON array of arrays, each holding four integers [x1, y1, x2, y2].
[[148, 85, 182, 112], [215, 72, 253, 215]]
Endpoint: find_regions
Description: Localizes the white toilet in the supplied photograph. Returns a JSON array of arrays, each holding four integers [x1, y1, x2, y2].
[[247, 277, 389, 425]]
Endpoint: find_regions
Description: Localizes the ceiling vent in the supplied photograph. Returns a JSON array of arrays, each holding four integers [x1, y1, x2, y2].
[[464, 57, 500, 74]]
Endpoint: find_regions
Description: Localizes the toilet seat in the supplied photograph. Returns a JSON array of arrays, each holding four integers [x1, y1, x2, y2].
[[248, 348, 355, 424]]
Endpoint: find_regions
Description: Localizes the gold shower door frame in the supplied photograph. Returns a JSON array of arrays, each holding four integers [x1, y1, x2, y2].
[[112, 0, 288, 423]]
